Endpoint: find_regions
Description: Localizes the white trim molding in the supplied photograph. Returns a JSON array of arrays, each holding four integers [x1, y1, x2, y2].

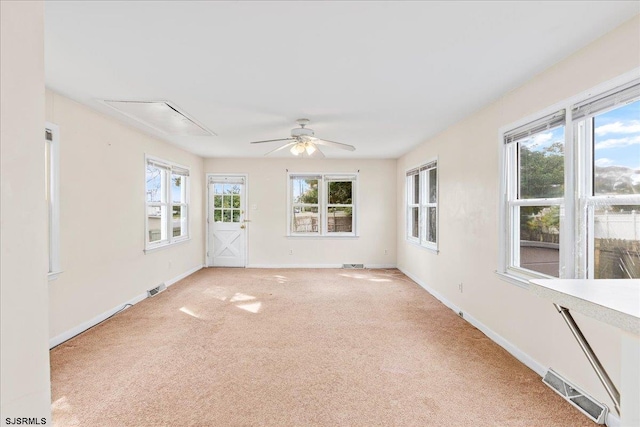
[[399, 267, 547, 376], [245, 263, 397, 269], [49, 264, 203, 348], [399, 267, 622, 427], [45, 122, 62, 281]]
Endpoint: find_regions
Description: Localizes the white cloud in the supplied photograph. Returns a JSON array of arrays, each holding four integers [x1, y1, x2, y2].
[[531, 132, 553, 144], [594, 158, 614, 167], [523, 132, 554, 149], [594, 135, 640, 150], [594, 121, 640, 136]]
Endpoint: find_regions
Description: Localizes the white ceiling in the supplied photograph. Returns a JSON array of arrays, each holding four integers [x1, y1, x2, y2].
[[44, 1, 639, 159]]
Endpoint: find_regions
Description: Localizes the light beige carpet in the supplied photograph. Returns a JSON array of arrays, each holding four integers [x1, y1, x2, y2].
[[50, 268, 595, 426]]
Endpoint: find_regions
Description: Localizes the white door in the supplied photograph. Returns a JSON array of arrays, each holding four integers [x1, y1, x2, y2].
[[208, 176, 247, 267]]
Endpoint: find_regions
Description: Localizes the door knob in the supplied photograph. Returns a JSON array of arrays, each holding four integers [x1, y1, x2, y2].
[[240, 225, 246, 229]]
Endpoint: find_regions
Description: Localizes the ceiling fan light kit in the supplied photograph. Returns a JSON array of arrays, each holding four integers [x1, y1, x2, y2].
[[249, 118, 356, 157]]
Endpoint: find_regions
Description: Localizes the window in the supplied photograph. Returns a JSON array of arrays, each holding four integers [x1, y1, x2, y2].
[[45, 123, 61, 280], [212, 181, 242, 223], [573, 81, 640, 279], [145, 156, 190, 251], [500, 78, 640, 282], [288, 173, 357, 236], [503, 111, 565, 278], [406, 160, 438, 250]]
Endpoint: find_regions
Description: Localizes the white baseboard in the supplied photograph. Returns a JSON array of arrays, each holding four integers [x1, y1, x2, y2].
[[48, 292, 146, 349], [245, 263, 397, 269], [398, 268, 547, 376], [365, 264, 397, 269], [165, 264, 203, 286], [398, 267, 623, 427], [49, 264, 203, 349]]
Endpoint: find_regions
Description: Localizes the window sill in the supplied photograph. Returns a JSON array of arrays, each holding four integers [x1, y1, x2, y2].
[[406, 238, 439, 254], [48, 271, 63, 281], [495, 270, 556, 289], [144, 237, 191, 254]]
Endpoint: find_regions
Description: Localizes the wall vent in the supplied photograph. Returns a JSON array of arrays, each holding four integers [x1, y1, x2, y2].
[[543, 368, 608, 424], [342, 264, 364, 269], [147, 283, 167, 297]]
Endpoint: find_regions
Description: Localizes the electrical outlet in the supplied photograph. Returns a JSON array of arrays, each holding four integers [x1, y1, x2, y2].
[[384, 249, 388, 255], [289, 249, 293, 255], [458, 282, 463, 293]]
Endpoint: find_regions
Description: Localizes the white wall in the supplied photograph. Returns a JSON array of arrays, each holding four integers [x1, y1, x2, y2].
[[0, 1, 51, 423], [46, 90, 205, 340], [204, 158, 396, 267], [396, 15, 640, 412]]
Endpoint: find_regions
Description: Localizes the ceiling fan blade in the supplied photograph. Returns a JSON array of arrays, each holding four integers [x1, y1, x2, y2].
[[310, 138, 356, 151], [312, 145, 325, 158], [265, 141, 297, 156], [250, 137, 295, 144]]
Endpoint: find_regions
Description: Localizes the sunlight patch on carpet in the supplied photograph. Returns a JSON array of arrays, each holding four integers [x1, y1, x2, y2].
[[203, 286, 229, 301], [179, 306, 201, 319], [230, 292, 256, 302], [236, 301, 262, 313], [51, 396, 80, 426]]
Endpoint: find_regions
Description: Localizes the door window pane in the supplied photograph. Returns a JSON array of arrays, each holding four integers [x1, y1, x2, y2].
[[232, 210, 241, 222], [518, 205, 560, 277], [518, 127, 565, 199], [593, 100, 640, 196]]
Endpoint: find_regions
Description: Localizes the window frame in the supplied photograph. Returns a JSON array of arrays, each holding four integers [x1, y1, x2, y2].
[[405, 159, 438, 252], [498, 71, 640, 286], [287, 172, 358, 237], [573, 85, 640, 279], [45, 122, 62, 280], [144, 155, 191, 252]]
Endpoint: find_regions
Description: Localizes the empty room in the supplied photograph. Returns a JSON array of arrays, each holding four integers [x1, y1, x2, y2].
[[2, 1, 640, 426]]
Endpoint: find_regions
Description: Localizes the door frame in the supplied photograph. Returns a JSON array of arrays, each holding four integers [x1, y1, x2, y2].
[[205, 173, 249, 267]]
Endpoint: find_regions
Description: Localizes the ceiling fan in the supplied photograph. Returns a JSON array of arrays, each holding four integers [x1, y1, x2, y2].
[[249, 118, 356, 157]]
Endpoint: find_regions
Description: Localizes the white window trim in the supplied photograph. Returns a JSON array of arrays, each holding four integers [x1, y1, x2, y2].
[[498, 69, 640, 285], [405, 158, 438, 253], [46, 122, 62, 281], [287, 172, 358, 238], [144, 154, 191, 253]]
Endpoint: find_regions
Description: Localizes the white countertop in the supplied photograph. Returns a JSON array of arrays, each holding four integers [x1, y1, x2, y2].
[[529, 279, 640, 335]]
